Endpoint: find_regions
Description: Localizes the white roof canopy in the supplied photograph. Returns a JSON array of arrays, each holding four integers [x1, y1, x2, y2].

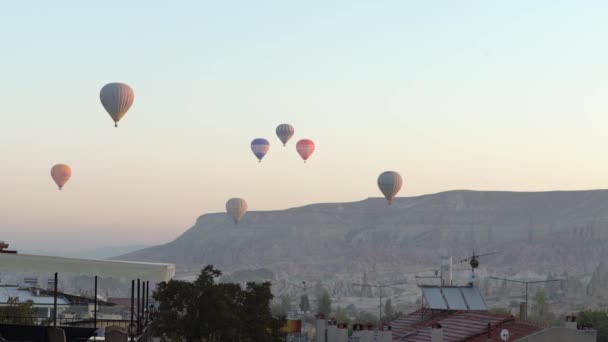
[[0, 253, 175, 283]]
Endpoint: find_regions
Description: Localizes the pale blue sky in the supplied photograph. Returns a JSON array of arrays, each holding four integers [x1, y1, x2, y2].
[[2, 1, 608, 251]]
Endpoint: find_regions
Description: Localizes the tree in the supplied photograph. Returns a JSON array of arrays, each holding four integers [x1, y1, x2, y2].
[[299, 294, 310, 313], [270, 295, 291, 316], [532, 289, 548, 318], [361, 273, 373, 297], [317, 290, 332, 317], [0, 297, 34, 324], [579, 310, 608, 342], [153, 265, 286, 342], [280, 295, 291, 313], [333, 306, 352, 324], [383, 299, 395, 321], [300, 294, 310, 313]]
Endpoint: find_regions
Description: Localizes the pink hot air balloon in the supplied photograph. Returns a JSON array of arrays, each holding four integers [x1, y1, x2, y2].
[[296, 139, 315, 163], [51, 164, 72, 190], [226, 198, 248, 224]]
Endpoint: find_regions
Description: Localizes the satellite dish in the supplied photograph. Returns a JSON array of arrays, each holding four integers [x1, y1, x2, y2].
[[501, 329, 510, 341]]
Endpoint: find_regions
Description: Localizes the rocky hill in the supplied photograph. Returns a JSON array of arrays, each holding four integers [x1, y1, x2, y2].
[[118, 190, 608, 280]]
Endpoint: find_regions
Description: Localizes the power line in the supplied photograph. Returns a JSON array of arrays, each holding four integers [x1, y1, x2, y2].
[[352, 280, 408, 324]]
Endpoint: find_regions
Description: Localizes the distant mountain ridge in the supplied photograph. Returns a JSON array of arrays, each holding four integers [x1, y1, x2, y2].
[[118, 190, 608, 278]]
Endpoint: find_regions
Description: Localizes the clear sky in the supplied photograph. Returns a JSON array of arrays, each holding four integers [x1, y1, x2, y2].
[[2, 1, 608, 252]]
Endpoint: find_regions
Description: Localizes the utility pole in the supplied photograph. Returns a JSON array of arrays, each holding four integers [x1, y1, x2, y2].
[[487, 276, 561, 319], [352, 281, 408, 324], [284, 280, 310, 340]]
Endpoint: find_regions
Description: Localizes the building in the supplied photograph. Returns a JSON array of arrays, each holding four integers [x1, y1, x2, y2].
[[315, 284, 595, 342], [0, 285, 70, 318], [0, 285, 119, 319], [387, 285, 595, 341], [390, 308, 544, 341], [0, 252, 175, 283]]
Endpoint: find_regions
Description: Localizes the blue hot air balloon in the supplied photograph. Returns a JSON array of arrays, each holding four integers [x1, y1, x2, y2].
[[251, 138, 270, 162]]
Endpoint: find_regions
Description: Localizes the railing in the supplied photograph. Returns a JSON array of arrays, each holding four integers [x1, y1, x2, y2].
[[0, 316, 136, 329], [0, 316, 155, 340]]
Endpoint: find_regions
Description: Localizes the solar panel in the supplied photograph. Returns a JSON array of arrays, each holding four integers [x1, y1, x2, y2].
[[422, 287, 448, 310], [461, 286, 488, 310], [421, 286, 488, 311], [442, 287, 468, 310]]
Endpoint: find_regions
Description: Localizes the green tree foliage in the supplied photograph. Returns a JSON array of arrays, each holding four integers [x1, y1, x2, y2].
[[528, 289, 559, 325], [355, 310, 378, 325], [332, 306, 351, 323], [299, 294, 310, 313], [0, 297, 34, 324], [153, 265, 286, 342], [383, 299, 395, 321], [280, 295, 291, 314], [532, 289, 549, 317], [270, 295, 291, 316], [579, 310, 608, 342], [317, 290, 332, 317]]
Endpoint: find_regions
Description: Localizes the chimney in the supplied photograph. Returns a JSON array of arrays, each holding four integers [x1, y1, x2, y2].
[[441, 256, 453, 286], [351, 324, 373, 342], [335, 323, 348, 342], [565, 315, 578, 330], [47, 278, 55, 291], [431, 323, 443, 342], [315, 313, 327, 342], [326, 318, 338, 342], [377, 324, 393, 342], [519, 302, 528, 320]]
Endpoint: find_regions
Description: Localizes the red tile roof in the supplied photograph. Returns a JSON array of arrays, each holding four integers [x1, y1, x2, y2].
[[390, 309, 544, 341], [108, 297, 133, 307]]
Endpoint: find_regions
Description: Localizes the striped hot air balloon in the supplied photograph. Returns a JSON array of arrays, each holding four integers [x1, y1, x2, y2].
[[251, 138, 270, 162], [296, 139, 315, 163], [377, 171, 403, 205], [276, 124, 295, 146], [100, 83, 135, 127], [226, 198, 248, 224], [51, 164, 72, 190]]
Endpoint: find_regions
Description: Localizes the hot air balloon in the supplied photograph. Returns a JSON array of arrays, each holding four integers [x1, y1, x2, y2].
[[226, 198, 248, 224], [51, 164, 71, 190], [377, 171, 403, 205], [276, 124, 295, 146], [251, 138, 270, 162], [99, 83, 135, 127], [296, 139, 315, 162]]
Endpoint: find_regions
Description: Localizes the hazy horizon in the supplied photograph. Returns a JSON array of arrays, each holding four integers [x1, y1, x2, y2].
[[3, 1, 608, 252]]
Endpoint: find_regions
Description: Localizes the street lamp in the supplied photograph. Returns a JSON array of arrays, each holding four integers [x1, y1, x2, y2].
[[487, 276, 562, 319], [128, 323, 137, 341]]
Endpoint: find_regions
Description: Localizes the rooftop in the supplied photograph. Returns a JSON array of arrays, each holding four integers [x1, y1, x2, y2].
[[0, 285, 116, 307], [389, 309, 544, 341], [0, 285, 69, 306]]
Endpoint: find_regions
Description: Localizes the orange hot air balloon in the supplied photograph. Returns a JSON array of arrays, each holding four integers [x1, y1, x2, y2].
[[51, 164, 71, 190], [296, 139, 315, 163]]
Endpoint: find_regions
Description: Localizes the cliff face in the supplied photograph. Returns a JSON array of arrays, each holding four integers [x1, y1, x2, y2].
[[119, 190, 608, 277]]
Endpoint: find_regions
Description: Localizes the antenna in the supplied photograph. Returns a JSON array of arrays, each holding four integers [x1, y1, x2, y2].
[[458, 251, 497, 274], [487, 276, 562, 319]]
